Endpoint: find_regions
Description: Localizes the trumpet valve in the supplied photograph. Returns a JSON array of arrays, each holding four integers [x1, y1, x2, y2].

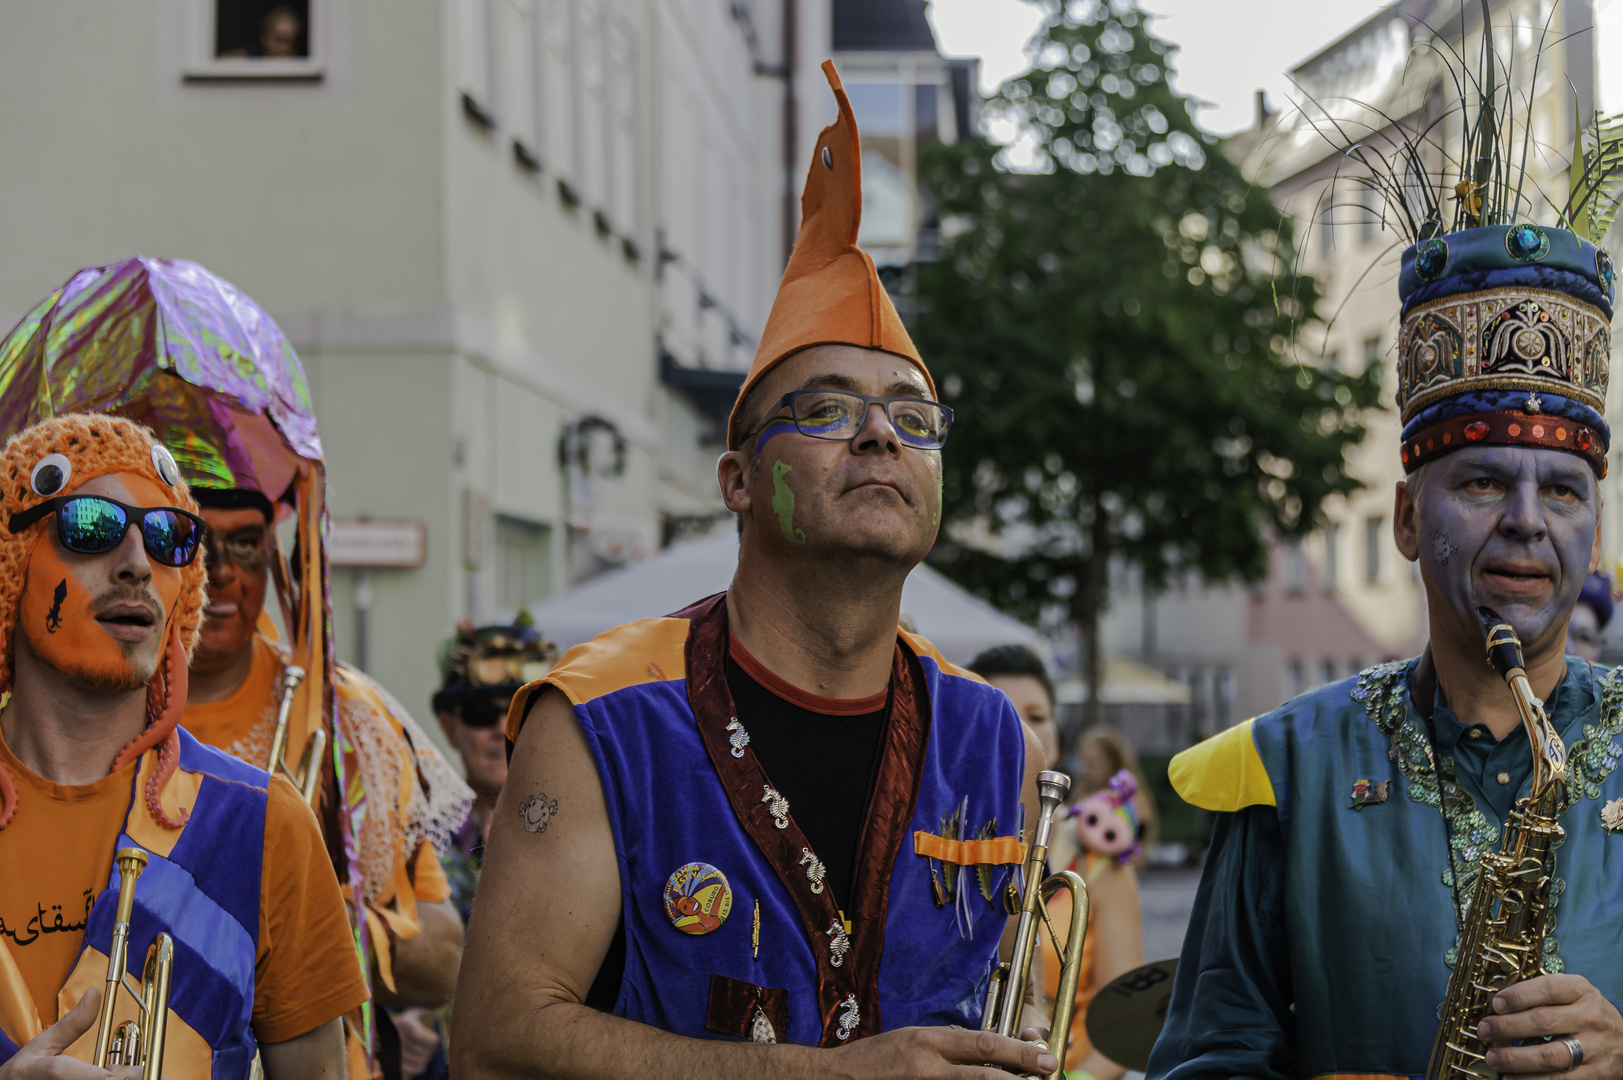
[[114, 1020, 142, 1067]]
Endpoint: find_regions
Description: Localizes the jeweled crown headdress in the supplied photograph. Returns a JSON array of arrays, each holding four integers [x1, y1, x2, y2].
[[1334, 0, 1622, 476]]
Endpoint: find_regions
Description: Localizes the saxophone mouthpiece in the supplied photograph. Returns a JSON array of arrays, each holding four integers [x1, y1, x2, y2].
[[1477, 606, 1527, 679]]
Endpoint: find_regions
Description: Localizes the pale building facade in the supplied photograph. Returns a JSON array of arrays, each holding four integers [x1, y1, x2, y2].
[[0, 0, 839, 727], [0, 0, 976, 736]]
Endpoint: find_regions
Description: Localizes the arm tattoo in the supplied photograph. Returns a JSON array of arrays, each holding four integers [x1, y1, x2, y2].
[[520, 791, 560, 834]]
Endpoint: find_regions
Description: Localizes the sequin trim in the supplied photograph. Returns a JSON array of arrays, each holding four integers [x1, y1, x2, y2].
[[1351, 660, 1623, 973], [1355, 663, 1513, 967], [1563, 666, 1623, 808]]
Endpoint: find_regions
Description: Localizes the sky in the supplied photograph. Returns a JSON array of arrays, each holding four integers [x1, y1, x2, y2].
[[927, 0, 1391, 136]]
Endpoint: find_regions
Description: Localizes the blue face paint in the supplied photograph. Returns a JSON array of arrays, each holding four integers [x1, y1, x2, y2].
[[753, 419, 801, 454], [1415, 446, 1598, 653]]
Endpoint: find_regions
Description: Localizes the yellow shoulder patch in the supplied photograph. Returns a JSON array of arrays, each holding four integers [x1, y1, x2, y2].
[[512, 615, 691, 729], [1167, 718, 1276, 812], [900, 630, 985, 683]]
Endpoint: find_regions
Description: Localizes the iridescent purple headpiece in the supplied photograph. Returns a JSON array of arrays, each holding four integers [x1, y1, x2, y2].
[[0, 256, 322, 501]]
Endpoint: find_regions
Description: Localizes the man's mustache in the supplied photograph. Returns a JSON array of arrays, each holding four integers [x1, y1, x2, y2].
[[89, 587, 165, 624]]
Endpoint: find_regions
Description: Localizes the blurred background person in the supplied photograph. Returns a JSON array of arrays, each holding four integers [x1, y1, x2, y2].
[[1566, 571, 1613, 662], [968, 644, 1061, 767], [432, 622, 558, 921], [971, 644, 1144, 1080], [391, 622, 559, 1080], [1075, 726, 1159, 854]]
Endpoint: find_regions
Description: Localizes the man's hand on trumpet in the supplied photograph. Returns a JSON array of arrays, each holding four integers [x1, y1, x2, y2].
[[0, 989, 145, 1080], [827, 1025, 1060, 1080]]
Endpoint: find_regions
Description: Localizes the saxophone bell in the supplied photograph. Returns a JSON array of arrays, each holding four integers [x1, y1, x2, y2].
[[979, 770, 1089, 1080]]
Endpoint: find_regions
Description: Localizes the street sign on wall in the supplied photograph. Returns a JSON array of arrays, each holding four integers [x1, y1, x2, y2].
[[329, 518, 428, 568]]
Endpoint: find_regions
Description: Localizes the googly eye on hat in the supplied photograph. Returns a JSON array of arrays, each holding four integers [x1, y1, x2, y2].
[[150, 444, 181, 487], [29, 453, 72, 498]]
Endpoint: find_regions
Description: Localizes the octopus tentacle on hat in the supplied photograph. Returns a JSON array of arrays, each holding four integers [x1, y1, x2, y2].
[[0, 413, 205, 830]]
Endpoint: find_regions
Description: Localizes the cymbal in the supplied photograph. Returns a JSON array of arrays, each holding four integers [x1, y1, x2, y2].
[[1084, 957, 1178, 1071]]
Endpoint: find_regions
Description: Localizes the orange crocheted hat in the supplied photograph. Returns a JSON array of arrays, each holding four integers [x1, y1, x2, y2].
[[727, 60, 934, 448], [0, 414, 206, 830]]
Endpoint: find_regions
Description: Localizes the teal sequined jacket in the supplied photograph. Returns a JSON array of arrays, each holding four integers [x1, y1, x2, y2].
[[1146, 657, 1623, 1080]]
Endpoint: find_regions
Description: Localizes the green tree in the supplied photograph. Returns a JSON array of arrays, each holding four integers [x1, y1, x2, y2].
[[916, 0, 1383, 727]]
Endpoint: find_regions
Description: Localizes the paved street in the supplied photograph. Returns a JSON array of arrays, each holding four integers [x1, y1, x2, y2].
[[1110, 864, 1202, 1079], [1139, 865, 1202, 962]]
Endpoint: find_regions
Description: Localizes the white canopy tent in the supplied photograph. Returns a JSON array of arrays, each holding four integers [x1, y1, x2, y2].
[[523, 532, 1047, 666]]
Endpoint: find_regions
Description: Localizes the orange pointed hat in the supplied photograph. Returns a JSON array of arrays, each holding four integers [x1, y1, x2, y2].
[[728, 60, 933, 447]]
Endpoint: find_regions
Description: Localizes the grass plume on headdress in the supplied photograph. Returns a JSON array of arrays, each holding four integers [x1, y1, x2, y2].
[[1290, 0, 1623, 248]]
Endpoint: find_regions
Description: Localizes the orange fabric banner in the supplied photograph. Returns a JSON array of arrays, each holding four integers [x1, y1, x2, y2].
[[912, 831, 1027, 866]]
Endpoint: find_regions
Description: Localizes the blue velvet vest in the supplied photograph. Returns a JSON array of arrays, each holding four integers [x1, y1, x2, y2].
[[539, 594, 1028, 1046], [1252, 659, 1623, 1077], [0, 728, 265, 1078]]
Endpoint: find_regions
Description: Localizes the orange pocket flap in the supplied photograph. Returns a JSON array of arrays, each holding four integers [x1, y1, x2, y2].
[[913, 831, 1027, 865]]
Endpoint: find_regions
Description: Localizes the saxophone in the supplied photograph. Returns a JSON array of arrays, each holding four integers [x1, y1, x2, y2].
[[1425, 607, 1569, 1080]]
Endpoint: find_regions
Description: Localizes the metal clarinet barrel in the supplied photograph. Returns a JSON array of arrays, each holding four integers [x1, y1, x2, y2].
[[1425, 608, 1568, 1080], [93, 847, 175, 1080], [980, 770, 1090, 1080], [265, 663, 326, 806]]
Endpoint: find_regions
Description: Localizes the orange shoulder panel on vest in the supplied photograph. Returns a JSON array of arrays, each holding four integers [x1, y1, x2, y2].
[[507, 617, 691, 741], [900, 630, 984, 683]]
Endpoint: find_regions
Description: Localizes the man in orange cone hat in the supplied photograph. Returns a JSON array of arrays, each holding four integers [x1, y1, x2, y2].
[[0, 414, 365, 1079], [455, 63, 1052, 1077], [0, 257, 473, 1079]]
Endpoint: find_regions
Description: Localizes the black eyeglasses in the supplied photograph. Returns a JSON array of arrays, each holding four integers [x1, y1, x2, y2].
[[9, 495, 205, 568], [751, 389, 953, 451]]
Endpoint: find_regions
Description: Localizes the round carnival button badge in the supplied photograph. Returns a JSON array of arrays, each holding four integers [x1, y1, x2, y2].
[[663, 862, 733, 935]]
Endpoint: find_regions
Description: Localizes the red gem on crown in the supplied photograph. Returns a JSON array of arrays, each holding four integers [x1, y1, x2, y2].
[[1464, 421, 1490, 441], [1578, 429, 1595, 452]]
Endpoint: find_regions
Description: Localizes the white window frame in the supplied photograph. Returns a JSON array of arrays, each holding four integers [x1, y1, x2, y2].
[[182, 0, 326, 80]]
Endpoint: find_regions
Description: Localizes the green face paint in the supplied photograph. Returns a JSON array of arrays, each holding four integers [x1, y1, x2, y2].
[[932, 473, 943, 528], [771, 459, 807, 546]]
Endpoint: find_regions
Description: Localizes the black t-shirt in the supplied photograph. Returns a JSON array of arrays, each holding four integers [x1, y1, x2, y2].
[[725, 639, 891, 914], [579, 636, 892, 1009]]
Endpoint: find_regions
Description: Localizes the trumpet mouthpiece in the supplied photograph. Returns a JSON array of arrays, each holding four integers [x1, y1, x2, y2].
[[1037, 770, 1071, 807]]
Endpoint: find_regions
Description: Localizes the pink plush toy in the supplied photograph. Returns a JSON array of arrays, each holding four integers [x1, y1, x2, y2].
[[1070, 768, 1142, 864]]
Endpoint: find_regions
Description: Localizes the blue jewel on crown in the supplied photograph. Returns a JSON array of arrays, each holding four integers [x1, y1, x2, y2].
[[1598, 248, 1615, 291], [1414, 237, 1449, 282], [1506, 223, 1550, 263]]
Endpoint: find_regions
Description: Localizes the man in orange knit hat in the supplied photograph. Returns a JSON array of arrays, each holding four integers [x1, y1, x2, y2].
[[0, 414, 366, 1079], [455, 63, 1050, 1078], [0, 254, 472, 1080]]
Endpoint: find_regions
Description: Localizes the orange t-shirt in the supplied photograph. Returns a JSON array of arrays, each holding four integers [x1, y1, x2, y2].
[[182, 636, 452, 908], [0, 729, 369, 1043]]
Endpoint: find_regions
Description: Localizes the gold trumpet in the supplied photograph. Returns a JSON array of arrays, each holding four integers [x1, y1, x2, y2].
[[264, 664, 325, 805], [981, 770, 1089, 1080], [93, 848, 173, 1080]]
